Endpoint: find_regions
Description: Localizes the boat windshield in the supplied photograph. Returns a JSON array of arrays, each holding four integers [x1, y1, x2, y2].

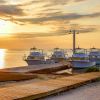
[[52, 48, 66, 58], [75, 48, 86, 54], [90, 48, 100, 52]]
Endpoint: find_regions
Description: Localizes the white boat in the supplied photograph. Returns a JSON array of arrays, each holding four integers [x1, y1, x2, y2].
[[24, 47, 46, 65], [24, 47, 68, 65], [23, 47, 72, 73], [70, 48, 96, 68], [89, 47, 100, 65], [50, 48, 68, 63]]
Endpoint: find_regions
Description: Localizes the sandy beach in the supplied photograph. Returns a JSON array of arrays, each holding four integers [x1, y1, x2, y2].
[[41, 81, 100, 100]]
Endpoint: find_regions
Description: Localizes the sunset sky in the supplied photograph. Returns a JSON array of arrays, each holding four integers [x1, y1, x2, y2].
[[0, 0, 100, 50]]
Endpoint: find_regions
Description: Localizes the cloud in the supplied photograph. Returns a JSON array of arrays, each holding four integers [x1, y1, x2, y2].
[[46, 0, 69, 6], [36, 11, 62, 17], [28, 0, 68, 5], [25, 0, 87, 6], [1, 0, 99, 24], [85, 12, 100, 17], [14, 12, 100, 24], [74, 0, 87, 2], [8, 25, 96, 39], [0, 0, 5, 3], [11, 32, 65, 39], [0, 4, 25, 17], [79, 27, 96, 33]]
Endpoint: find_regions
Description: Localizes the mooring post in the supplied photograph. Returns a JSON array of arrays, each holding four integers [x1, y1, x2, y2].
[[73, 30, 76, 54]]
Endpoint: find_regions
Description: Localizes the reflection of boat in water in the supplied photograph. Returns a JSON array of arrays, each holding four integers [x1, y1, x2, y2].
[[70, 47, 96, 68], [24, 47, 68, 65], [89, 47, 100, 65]]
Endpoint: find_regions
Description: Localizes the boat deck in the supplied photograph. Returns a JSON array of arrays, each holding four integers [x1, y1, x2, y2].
[[0, 72, 100, 100]]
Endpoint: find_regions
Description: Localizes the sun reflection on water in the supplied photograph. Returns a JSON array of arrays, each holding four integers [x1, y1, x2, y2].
[[0, 49, 6, 69]]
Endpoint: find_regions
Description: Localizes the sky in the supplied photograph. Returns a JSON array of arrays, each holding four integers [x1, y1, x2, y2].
[[0, 0, 100, 50]]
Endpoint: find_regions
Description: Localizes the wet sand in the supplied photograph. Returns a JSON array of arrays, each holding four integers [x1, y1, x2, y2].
[[41, 81, 100, 100]]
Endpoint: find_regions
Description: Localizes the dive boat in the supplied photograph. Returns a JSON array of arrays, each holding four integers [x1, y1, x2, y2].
[[23, 47, 72, 74], [70, 47, 96, 68], [89, 47, 100, 65], [24, 47, 46, 65], [50, 48, 68, 63], [24, 47, 68, 65]]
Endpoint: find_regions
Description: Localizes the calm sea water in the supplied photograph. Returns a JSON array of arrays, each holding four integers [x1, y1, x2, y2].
[[0, 49, 28, 69], [0, 49, 72, 69]]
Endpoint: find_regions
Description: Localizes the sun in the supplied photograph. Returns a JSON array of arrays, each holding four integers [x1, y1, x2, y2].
[[0, 19, 12, 35]]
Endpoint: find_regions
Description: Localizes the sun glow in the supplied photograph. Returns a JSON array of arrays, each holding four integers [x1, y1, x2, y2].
[[0, 20, 12, 35], [0, 49, 6, 69]]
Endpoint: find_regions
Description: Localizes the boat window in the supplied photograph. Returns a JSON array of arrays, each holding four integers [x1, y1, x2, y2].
[[97, 56, 100, 58], [91, 56, 97, 58]]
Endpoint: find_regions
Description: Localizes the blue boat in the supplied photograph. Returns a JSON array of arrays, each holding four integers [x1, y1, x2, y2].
[[89, 47, 100, 65], [70, 48, 96, 68]]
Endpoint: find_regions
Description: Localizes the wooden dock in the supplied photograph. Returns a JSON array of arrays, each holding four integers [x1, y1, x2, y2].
[[0, 72, 100, 100]]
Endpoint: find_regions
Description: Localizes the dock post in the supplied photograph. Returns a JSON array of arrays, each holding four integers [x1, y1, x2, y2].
[[73, 30, 76, 54]]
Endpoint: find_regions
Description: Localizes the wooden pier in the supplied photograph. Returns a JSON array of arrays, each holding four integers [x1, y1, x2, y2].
[[0, 72, 100, 100]]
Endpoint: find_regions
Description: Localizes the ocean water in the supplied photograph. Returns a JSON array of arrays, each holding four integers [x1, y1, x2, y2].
[[0, 49, 27, 69], [0, 49, 72, 69]]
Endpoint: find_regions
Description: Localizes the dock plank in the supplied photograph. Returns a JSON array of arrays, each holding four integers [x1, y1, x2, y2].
[[0, 72, 100, 100]]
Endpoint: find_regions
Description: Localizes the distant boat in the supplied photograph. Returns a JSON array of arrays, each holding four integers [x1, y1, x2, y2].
[[70, 47, 96, 68], [24, 47, 68, 65], [89, 47, 100, 65]]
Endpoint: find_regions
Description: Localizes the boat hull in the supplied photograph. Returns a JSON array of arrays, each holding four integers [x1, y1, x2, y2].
[[50, 58, 67, 63], [70, 60, 96, 68], [90, 58, 100, 65], [25, 60, 46, 65]]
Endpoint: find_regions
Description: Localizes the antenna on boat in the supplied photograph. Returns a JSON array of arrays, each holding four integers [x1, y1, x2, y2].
[[68, 24, 79, 54]]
